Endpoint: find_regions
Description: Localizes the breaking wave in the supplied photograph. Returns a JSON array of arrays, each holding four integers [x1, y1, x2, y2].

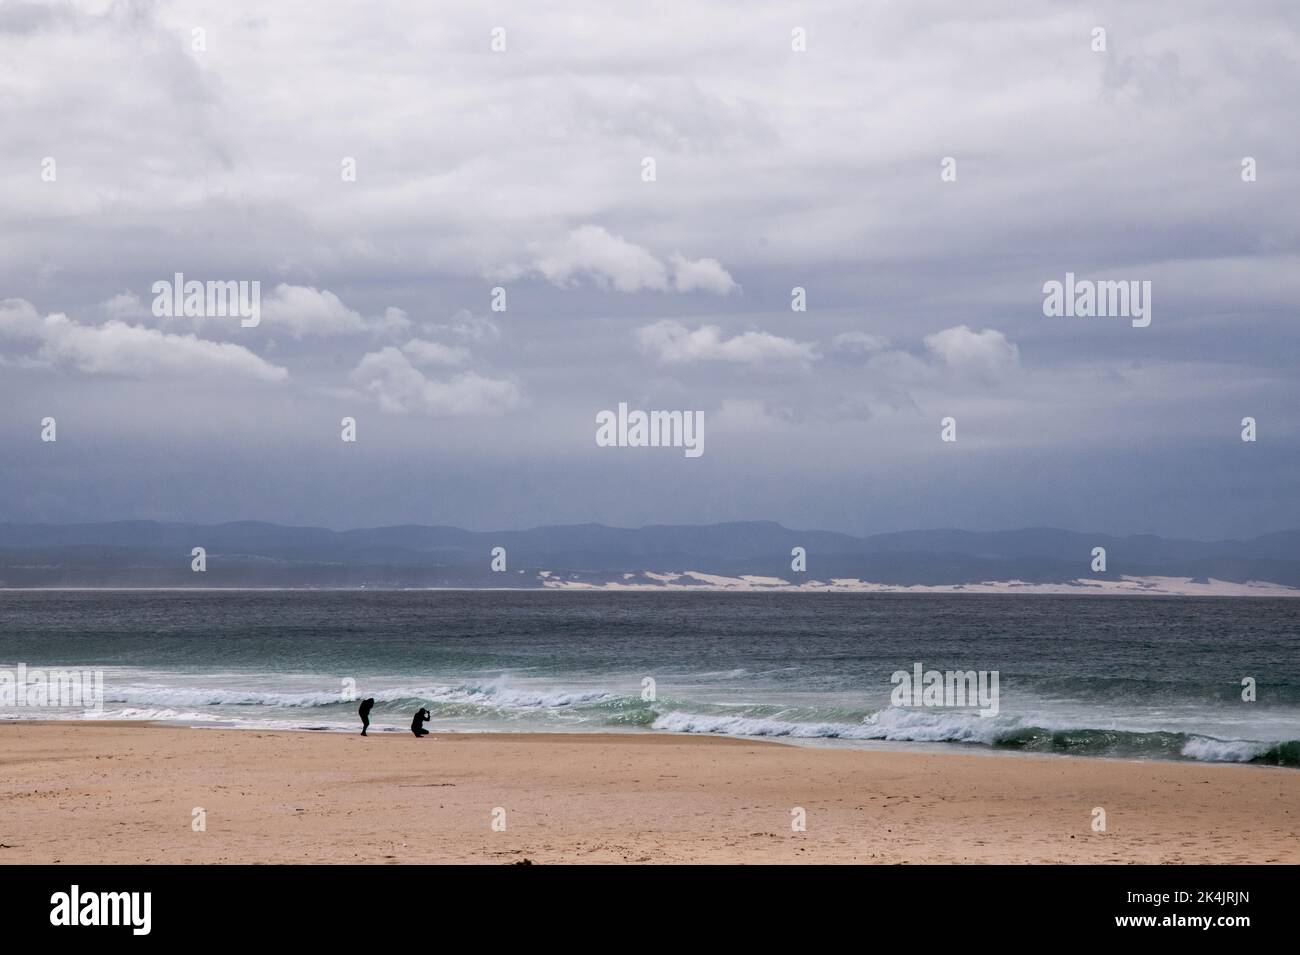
[[10, 674, 1295, 766]]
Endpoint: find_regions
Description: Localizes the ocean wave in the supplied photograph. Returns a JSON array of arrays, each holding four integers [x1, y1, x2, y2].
[[1180, 736, 1300, 765], [97, 706, 236, 723], [101, 680, 613, 711], [652, 707, 1300, 765], [651, 706, 1008, 742], [429, 683, 611, 709], [33, 674, 1300, 767], [1180, 736, 1270, 762], [652, 710, 880, 739], [105, 687, 367, 707]]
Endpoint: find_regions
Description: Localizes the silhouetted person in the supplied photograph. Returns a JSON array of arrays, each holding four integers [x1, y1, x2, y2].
[[359, 697, 374, 736], [411, 706, 431, 737]]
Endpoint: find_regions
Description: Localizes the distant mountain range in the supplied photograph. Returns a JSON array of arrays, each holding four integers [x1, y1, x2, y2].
[[1, 520, 1299, 592]]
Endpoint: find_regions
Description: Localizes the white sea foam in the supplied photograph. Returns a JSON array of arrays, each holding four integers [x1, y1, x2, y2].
[[95, 707, 232, 723], [430, 682, 610, 708], [1180, 736, 1272, 763], [652, 710, 878, 739], [106, 686, 362, 707], [102, 679, 611, 711], [652, 706, 1016, 742]]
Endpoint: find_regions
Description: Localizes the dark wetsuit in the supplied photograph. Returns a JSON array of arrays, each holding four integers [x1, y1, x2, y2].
[[411, 707, 431, 737], [359, 697, 374, 736]]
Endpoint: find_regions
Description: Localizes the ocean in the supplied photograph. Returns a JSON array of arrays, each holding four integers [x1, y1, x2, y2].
[[1, 590, 1297, 766]]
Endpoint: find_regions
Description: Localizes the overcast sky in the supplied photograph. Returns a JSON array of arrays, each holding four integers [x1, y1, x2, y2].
[[1, 0, 1297, 538]]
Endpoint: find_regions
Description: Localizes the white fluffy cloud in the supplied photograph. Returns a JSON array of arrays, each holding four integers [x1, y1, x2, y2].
[[259, 285, 411, 338], [535, 226, 667, 292], [667, 253, 738, 295], [637, 320, 817, 364], [532, 226, 735, 295], [923, 325, 1020, 380], [0, 299, 288, 382], [350, 346, 519, 416], [402, 339, 470, 367]]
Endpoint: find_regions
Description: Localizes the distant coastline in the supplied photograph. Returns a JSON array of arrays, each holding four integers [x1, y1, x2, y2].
[[2, 577, 1299, 596], [3, 519, 1300, 590]]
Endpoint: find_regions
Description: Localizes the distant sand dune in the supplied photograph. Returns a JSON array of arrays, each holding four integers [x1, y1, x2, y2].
[[541, 572, 1300, 596]]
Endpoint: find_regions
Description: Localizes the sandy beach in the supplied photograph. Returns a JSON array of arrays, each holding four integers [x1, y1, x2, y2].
[[0, 722, 1295, 864]]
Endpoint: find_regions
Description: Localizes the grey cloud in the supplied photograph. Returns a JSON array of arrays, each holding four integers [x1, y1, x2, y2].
[[349, 346, 519, 416], [637, 320, 816, 365], [0, 298, 288, 382], [0, 1, 1296, 538]]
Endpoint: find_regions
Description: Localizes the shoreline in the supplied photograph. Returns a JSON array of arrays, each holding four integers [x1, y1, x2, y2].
[[3, 586, 1298, 596], [13, 717, 1297, 770], [4, 718, 1294, 771], [2, 722, 1295, 864]]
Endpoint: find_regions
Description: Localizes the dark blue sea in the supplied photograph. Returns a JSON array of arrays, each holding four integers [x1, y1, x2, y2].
[[1, 591, 1297, 765]]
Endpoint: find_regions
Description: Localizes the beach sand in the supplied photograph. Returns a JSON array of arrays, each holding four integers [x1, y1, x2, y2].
[[1, 722, 1296, 864]]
